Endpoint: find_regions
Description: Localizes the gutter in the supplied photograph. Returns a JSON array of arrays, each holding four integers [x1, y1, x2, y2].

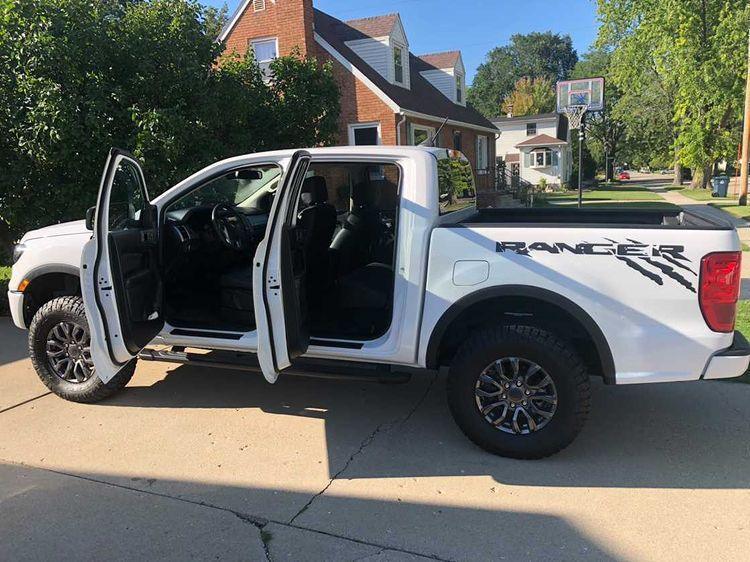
[[400, 109, 500, 135]]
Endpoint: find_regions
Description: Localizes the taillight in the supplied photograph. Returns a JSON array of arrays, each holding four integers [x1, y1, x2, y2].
[[699, 251, 742, 332]]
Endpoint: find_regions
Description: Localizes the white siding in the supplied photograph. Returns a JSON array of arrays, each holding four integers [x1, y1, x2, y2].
[[345, 32, 410, 89], [494, 116, 571, 187], [345, 37, 390, 80], [421, 68, 456, 102]]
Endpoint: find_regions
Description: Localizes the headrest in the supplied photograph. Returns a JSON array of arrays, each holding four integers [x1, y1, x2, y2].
[[352, 181, 377, 207], [301, 176, 328, 203]]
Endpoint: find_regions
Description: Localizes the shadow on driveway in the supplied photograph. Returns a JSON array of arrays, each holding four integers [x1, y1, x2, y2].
[[0, 461, 622, 561], [105, 364, 750, 490]]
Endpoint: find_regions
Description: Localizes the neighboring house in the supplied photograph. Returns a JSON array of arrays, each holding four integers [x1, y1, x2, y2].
[[492, 113, 572, 188], [219, 0, 498, 185]]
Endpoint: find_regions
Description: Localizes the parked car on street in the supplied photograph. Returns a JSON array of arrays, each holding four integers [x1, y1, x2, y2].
[[8, 146, 749, 459], [618, 171, 631, 180]]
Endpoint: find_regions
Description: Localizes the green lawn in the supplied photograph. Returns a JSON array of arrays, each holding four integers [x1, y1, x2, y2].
[[544, 186, 664, 203], [735, 301, 750, 383], [709, 202, 750, 221], [679, 188, 735, 202]]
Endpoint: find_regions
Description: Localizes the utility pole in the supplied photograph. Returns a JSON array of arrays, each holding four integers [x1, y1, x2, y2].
[[740, 30, 750, 206]]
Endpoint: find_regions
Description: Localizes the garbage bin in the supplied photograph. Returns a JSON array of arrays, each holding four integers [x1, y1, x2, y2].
[[711, 175, 730, 197]]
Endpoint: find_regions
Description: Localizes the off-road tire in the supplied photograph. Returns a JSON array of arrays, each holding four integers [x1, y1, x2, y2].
[[28, 296, 136, 403], [447, 325, 591, 459]]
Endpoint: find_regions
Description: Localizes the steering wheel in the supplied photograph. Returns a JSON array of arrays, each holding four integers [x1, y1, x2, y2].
[[211, 203, 252, 252]]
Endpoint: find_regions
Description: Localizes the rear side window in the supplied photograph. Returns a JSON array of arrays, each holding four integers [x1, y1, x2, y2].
[[437, 150, 476, 215]]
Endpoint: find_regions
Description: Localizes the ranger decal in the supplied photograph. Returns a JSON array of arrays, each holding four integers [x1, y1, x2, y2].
[[496, 238, 696, 293]]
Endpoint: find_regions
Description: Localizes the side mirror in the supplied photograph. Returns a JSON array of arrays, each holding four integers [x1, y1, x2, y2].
[[85, 206, 96, 231]]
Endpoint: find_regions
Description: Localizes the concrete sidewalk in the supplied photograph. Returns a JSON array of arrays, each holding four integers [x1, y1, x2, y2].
[[2, 318, 750, 561], [638, 176, 750, 298]]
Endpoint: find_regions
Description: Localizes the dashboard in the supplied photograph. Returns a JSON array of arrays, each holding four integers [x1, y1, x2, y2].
[[164, 205, 270, 254]]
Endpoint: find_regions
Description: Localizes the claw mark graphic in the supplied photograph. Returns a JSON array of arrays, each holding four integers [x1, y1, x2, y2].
[[639, 257, 696, 293], [615, 256, 664, 286], [658, 253, 697, 275]]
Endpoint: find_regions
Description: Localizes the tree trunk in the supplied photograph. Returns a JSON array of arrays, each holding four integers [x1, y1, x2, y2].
[[673, 161, 683, 186], [690, 163, 712, 189]]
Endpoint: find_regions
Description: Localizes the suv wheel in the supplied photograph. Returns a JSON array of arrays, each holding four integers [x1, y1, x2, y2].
[[28, 296, 135, 403], [447, 325, 591, 459]]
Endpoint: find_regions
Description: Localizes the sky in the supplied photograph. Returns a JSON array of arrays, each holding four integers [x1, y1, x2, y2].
[[204, 0, 601, 84]]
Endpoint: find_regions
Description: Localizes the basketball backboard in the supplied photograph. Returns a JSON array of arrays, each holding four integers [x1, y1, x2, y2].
[[556, 77, 605, 113]]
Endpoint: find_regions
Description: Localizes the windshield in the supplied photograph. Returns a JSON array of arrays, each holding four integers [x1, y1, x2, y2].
[[170, 165, 282, 211]]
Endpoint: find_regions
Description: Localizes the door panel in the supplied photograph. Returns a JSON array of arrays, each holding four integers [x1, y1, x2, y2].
[[253, 150, 311, 383], [81, 148, 163, 382]]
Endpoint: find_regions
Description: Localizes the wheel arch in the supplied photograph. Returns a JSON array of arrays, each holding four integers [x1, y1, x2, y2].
[[21, 264, 81, 326], [424, 285, 616, 384]]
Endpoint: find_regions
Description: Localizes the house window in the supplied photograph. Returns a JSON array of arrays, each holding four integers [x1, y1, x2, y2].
[[476, 135, 489, 171], [411, 124, 435, 146], [453, 131, 462, 151], [253, 0, 265, 11], [526, 122, 537, 136], [526, 149, 559, 168], [348, 122, 380, 146], [251, 38, 277, 78], [393, 46, 404, 84], [456, 74, 463, 103]]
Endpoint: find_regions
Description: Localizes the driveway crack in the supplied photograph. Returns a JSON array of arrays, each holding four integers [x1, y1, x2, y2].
[[288, 371, 438, 525]]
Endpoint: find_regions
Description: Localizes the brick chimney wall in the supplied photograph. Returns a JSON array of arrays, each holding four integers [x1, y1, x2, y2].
[[223, 0, 315, 58]]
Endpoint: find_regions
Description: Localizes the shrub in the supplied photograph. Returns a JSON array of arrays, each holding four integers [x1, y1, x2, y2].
[[0, 0, 340, 252]]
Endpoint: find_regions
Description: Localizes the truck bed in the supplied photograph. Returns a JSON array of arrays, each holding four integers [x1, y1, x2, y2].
[[458, 207, 731, 230]]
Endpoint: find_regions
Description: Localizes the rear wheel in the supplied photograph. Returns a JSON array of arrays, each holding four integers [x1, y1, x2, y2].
[[28, 296, 135, 403], [447, 325, 590, 459]]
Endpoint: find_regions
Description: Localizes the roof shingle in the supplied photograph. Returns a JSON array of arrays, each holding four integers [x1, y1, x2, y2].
[[344, 13, 399, 38], [314, 10, 497, 132], [418, 51, 461, 70]]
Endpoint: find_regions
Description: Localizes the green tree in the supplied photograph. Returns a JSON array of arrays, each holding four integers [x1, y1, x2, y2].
[[597, 0, 750, 188], [469, 32, 578, 118], [0, 0, 340, 249], [501, 76, 556, 117]]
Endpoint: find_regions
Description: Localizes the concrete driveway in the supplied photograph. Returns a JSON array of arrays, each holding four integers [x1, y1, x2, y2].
[[2, 318, 750, 561]]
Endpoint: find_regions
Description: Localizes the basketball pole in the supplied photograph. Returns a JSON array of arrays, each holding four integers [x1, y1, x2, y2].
[[739, 29, 750, 206], [578, 115, 585, 209]]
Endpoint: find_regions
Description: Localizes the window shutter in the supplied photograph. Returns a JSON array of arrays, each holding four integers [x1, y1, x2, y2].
[[253, 0, 266, 11]]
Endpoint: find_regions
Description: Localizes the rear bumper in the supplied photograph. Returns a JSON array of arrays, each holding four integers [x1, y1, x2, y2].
[[703, 331, 750, 380], [7, 290, 25, 330]]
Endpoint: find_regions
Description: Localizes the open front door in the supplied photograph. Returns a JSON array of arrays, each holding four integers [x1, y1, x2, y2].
[[81, 148, 163, 383], [254, 150, 311, 383]]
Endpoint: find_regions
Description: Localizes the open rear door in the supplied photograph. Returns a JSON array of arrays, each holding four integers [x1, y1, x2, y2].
[[253, 150, 311, 383], [81, 148, 163, 383]]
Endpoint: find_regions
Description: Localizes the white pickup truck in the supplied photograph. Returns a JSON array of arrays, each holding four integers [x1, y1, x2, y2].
[[8, 146, 749, 459]]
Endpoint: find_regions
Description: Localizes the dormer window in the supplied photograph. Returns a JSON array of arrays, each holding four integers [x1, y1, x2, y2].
[[456, 74, 463, 103], [393, 46, 404, 84]]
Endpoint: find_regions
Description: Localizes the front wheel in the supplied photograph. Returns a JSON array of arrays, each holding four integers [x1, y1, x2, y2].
[[447, 325, 591, 459], [28, 296, 136, 403]]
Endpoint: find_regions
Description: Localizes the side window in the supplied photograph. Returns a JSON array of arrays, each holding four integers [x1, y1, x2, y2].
[[437, 152, 477, 215], [109, 160, 146, 230]]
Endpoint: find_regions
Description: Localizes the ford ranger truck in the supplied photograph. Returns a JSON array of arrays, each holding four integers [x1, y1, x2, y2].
[[8, 146, 750, 459]]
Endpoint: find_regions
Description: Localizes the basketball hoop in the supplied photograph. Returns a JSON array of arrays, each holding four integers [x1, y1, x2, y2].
[[563, 104, 588, 130]]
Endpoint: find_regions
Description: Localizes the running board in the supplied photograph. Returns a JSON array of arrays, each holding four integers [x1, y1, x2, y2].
[[138, 348, 412, 384]]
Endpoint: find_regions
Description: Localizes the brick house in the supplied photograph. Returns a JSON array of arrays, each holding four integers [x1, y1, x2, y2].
[[220, 0, 498, 186]]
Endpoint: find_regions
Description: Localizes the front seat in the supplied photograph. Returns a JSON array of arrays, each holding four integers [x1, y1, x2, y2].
[[330, 181, 383, 275], [298, 176, 337, 293]]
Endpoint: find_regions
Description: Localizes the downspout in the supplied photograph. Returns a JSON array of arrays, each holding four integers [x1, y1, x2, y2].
[[396, 112, 407, 145]]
